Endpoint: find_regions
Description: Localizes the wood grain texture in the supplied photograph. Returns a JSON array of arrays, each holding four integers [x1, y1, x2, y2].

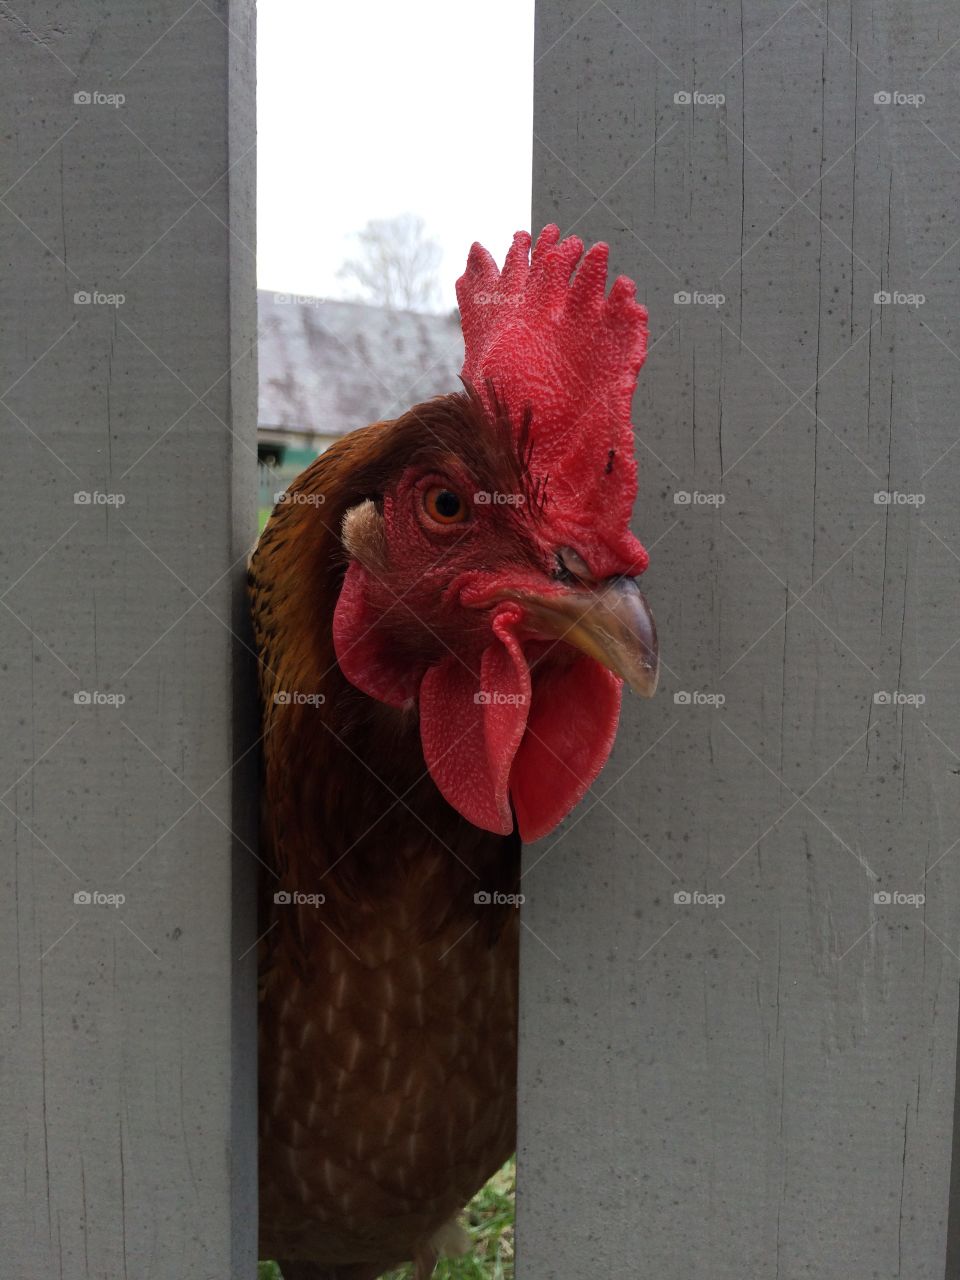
[[0, 3, 258, 1275], [522, 2, 960, 1276]]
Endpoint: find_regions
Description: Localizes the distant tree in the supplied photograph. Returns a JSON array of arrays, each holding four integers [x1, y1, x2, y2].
[[337, 214, 442, 312]]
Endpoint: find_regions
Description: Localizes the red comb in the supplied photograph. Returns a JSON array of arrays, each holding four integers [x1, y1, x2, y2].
[[456, 225, 649, 577]]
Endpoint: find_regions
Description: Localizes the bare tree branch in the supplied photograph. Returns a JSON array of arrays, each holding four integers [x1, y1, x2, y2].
[[337, 214, 442, 312]]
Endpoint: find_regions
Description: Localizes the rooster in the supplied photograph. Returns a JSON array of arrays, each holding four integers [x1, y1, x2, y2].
[[250, 225, 659, 1280]]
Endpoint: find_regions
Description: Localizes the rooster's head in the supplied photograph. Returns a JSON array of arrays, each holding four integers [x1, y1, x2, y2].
[[332, 225, 658, 841]]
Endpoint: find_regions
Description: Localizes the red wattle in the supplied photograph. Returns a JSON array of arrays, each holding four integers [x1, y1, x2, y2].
[[336, 571, 625, 839], [416, 607, 623, 840], [510, 656, 623, 841], [418, 606, 531, 835]]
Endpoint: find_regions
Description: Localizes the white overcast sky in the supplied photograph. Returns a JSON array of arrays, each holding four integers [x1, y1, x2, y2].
[[256, 0, 535, 311]]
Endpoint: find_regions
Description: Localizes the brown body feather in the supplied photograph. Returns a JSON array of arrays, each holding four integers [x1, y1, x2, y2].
[[250, 397, 521, 1277]]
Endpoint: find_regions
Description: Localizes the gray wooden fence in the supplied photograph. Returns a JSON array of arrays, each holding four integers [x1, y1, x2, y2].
[[4, 1, 960, 1277], [0, 3, 258, 1277], [520, 2, 960, 1277]]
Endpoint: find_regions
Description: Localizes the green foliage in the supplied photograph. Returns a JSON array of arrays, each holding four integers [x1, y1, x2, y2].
[[383, 1159, 515, 1280], [261, 1158, 515, 1280]]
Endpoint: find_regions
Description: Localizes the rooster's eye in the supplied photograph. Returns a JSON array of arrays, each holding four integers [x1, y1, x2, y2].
[[423, 486, 467, 525]]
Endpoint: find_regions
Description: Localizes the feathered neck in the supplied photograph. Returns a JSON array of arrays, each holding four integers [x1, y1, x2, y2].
[[248, 405, 520, 939]]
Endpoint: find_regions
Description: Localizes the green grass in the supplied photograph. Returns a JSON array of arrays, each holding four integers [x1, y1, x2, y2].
[[259, 1158, 515, 1280]]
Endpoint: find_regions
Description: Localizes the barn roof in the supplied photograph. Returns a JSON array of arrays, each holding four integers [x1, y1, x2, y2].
[[257, 293, 464, 439]]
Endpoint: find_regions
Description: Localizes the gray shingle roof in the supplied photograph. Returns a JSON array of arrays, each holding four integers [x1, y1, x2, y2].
[[258, 293, 465, 439]]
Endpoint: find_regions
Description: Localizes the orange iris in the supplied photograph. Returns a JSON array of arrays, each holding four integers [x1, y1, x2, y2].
[[423, 486, 468, 525]]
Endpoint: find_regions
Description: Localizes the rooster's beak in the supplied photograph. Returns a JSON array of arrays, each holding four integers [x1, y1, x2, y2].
[[519, 575, 659, 697]]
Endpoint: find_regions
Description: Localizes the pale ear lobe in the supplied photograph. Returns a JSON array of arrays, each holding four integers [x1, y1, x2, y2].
[[341, 499, 388, 574]]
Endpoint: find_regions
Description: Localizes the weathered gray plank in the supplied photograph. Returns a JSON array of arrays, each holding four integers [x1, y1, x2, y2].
[[521, 2, 960, 1276], [0, 3, 258, 1275]]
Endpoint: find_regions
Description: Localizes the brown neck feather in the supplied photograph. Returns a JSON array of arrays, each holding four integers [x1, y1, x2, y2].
[[248, 400, 521, 946]]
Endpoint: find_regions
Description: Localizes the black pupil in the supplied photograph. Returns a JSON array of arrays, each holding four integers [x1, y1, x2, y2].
[[434, 490, 461, 518]]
